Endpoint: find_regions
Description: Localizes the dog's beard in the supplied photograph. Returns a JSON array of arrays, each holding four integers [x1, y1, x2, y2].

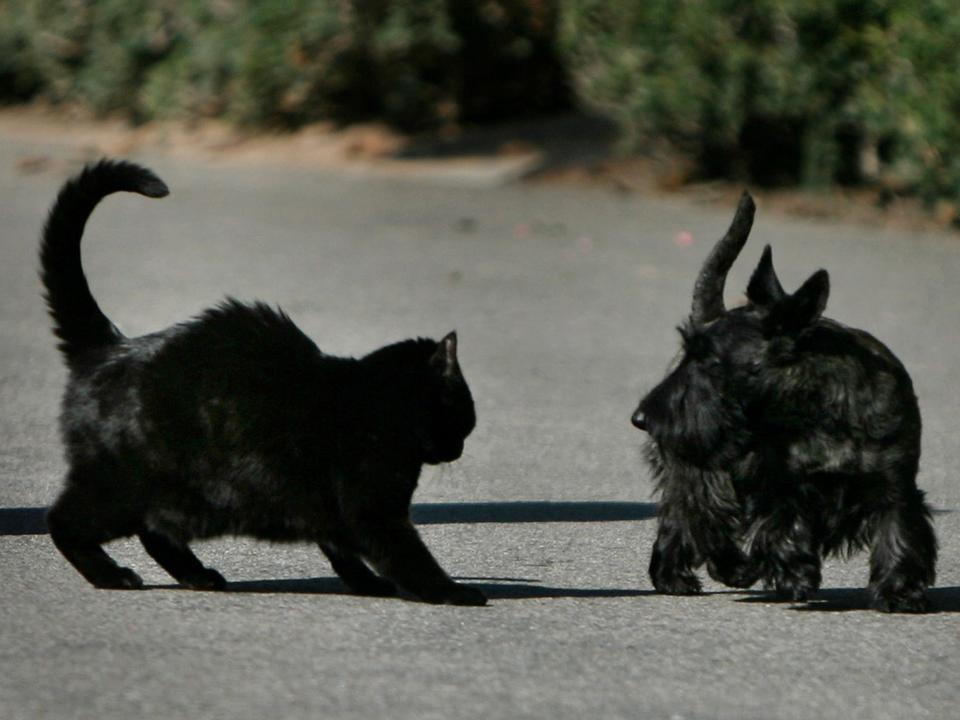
[[646, 441, 746, 554]]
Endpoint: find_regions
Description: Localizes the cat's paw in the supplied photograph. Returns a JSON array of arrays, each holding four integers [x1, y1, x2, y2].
[[351, 575, 397, 597], [437, 584, 487, 607], [419, 582, 487, 606], [182, 568, 227, 591], [94, 567, 144, 590]]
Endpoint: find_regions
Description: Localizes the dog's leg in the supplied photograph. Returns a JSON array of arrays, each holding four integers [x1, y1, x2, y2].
[[747, 501, 821, 601], [868, 487, 936, 613], [706, 541, 761, 589], [650, 507, 703, 594], [139, 530, 226, 590]]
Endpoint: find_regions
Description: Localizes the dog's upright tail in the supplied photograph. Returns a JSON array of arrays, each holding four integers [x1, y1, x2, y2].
[[691, 190, 756, 325], [39, 159, 169, 364]]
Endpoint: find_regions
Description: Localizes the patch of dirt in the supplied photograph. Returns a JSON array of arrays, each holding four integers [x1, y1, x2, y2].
[[533, 155, 957, 235], [1, 103, 544, 187], [1, 103, 407, 170], [3, 104, 954, 234]]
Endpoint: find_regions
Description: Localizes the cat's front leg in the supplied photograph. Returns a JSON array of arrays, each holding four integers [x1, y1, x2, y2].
[[319, 542, 396, 597], [47, 484, 144, 589], [356, 518, 486, 606]]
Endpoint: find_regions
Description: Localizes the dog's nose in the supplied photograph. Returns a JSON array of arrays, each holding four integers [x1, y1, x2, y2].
[[631, 409, 648, 431]]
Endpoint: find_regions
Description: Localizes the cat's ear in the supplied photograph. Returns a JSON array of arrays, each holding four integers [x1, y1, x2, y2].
[[430, 331, 460, 378]]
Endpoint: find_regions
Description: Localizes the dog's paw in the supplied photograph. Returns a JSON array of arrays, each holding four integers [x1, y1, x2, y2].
[[653, 573, 703, 595], [769, 558, 821, 602], [777, 582, 814, 602], [870, 588, 930, 614], [726, 566, 761, 589], [707, 559, 760, 589]]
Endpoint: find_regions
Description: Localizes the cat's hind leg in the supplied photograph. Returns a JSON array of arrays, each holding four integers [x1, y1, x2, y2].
[[139, 530, 226, 590], [47, 483, 143, 589], [319, 542, 396, 597]]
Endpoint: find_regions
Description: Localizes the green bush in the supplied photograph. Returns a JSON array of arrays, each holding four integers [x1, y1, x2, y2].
[[3, 0, 958, 205], [882, 2, 960, 203], [0, 0, 565, 130], [559, 0, 960, 201]]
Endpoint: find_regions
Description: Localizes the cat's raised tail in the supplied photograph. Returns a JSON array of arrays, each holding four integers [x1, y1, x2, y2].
[[39, 159, 169, 363]]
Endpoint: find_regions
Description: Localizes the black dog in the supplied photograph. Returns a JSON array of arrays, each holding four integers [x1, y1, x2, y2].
[[632, 193, 936, 612]]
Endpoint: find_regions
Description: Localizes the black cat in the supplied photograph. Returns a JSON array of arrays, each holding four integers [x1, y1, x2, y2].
[[40, 159, 486, 605]]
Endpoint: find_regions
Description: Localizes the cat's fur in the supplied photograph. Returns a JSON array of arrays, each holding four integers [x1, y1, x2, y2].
[[40, 159, 486, 605]]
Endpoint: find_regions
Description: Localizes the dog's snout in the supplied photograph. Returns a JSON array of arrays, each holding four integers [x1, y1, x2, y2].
[[631, 408, 648, 431]]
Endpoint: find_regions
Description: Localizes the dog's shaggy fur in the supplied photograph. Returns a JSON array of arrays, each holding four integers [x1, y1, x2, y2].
[[40, 160, 485, 605], [632, 193, 936, 612]]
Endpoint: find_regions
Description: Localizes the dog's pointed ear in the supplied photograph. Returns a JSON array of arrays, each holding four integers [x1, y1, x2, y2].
[[792, 269, 830, 322], [767, 269, 829, 333], [747, 245, 786, 306], [430, 331, 460, 378]]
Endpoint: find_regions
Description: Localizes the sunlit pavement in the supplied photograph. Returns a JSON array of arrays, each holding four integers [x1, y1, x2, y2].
[[2, 140, 958, 720]]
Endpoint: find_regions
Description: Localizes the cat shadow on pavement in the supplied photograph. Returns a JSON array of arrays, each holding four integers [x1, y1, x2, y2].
[[208, 577, 652, 601], [0, 507, 46, 535], [0, 501, 657, 536], [411, 501, 656, 525]]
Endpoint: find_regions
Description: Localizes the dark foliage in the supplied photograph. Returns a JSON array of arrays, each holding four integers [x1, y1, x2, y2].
[[0, 0, 569, 130], [561, 0, 960, 205]]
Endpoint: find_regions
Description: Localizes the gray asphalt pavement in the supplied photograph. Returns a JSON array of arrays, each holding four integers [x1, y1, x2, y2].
[[1, 138, 958, 720]]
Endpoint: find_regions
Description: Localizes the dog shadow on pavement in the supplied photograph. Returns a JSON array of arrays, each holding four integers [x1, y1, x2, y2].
[[735, 586, 960, 613]]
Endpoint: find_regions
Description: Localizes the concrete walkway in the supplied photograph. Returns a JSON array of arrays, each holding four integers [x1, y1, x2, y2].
[[1, 137, 957, 720]]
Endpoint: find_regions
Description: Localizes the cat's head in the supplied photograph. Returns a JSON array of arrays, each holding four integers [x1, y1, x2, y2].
[[418, 332, 476, 464], [364, 331, 476, 465]]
